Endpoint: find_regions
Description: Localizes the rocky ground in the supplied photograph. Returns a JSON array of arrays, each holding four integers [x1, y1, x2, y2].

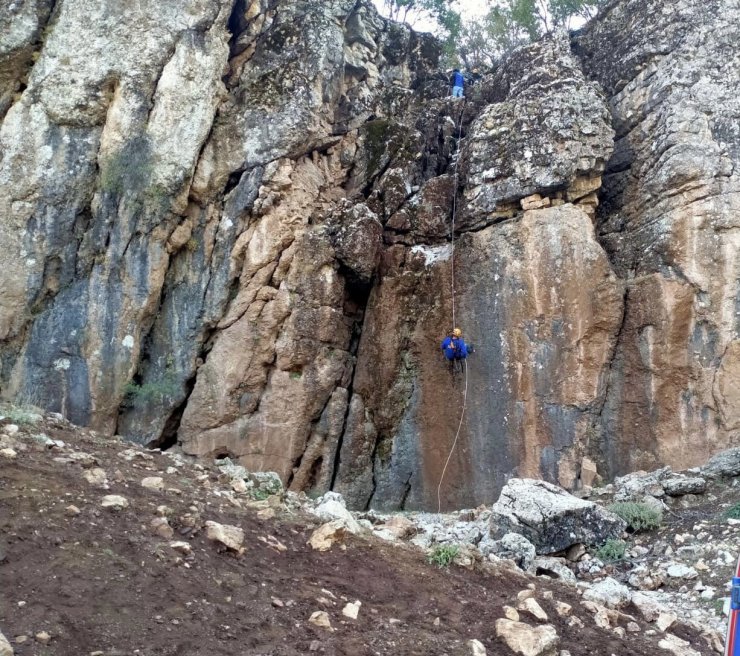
[[1, 409, 737, 655]]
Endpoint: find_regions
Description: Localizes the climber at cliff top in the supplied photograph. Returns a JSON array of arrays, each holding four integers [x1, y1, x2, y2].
[[441, 328, 469, 362], [450, 69, 464, 98]]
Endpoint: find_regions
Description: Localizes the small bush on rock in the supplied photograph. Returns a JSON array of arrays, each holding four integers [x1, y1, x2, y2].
[[428, 544, 459, 568], [608, 502, 662, 532], [723, 502, 740, 519], [595, 538, 626, 562]]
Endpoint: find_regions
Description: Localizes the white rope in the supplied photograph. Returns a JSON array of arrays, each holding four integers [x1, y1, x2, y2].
[[437, 359, 468, 513], [450, 101, 465, 329], [437, 99, 468, 514]]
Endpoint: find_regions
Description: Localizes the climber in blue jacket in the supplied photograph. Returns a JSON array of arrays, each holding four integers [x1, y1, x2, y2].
[[441, 328, 470, 369], [450, 69, 465, 98]]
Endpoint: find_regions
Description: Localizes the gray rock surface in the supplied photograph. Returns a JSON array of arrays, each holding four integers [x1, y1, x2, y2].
[[489, 479, 626, 554]]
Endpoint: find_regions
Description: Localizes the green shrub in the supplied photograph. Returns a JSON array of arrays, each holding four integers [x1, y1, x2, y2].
[[595, 538, 626, 562], [2, 404, 42, 425], [723, 502, 740, 520], [608, 502, 662, 532], [428, 544, 459, 568], [124, 374, 179, 407]]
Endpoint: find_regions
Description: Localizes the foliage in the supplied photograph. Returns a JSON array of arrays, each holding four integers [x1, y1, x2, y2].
[[427, 544, 459, 568], [124, 369, 179, 407], [595, 538, 627, 562], [723, 502, 740, 520], [455, 0, 603, 69], [379, 0, 460, 34], [608, 502, 663, 532], [2, 406, 42, 425]]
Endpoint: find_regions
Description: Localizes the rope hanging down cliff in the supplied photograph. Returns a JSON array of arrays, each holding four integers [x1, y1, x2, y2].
[[437, 99, 469, 514]]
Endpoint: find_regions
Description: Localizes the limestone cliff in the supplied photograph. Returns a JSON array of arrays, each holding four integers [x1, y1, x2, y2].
[[0, 0, 737, 510]]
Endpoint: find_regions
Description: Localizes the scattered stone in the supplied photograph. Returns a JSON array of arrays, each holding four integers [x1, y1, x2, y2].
[[83, 468, 108, 486], [666, 564, 698, 580], [308, 611, 333, 631], [467, 638, 487, 655], [495, 619, 559, 656], [0, 630, 12, 656], [100, 495, 129, 511], [65, 505, 81, 516], [582, 577, 631, 609], [150, 517, 174, 539], [554, 602, 572, 618], [141, 476, 164, 491], [486, 532, 536, 571], [533, 557, 577, 584], [489, 479, 626, 554], [271, 597, 284, 608], [627, 622, 640, 633], [377, 515, 416, 540], [0, 448, 17, 460], [342, 601, 361, 620], [35, 632, 50, 645], [169, 541, 192, 555], [518, 597, 548, 622], [308, 520, 347, 552], [658, 633, 701, 656], [205, 521, 244, 551], [504, 606, 520, 621], [311, 493, 363, 534], [2, 424, 19, 436], [656, 612, 677, 632], [631, 592, 664, 622]]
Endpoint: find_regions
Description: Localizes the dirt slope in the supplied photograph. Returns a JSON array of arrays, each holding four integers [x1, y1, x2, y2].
[[0, 415, 716, 655]]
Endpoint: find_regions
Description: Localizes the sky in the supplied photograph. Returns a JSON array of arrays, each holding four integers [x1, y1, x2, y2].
[[372, 0, 490, 32]]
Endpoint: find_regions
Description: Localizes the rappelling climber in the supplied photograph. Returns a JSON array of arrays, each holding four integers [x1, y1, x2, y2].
[[441, 328, 471, 373], [450, 68, 465, 98]]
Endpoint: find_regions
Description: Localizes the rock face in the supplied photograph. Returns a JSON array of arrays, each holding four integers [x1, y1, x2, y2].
[[573, 0, 740, 478], [489, 479, 626, 554], [1, 0, 738, 510]]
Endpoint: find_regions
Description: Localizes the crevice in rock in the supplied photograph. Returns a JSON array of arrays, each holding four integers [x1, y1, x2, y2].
[[157, 372, 198, 451]]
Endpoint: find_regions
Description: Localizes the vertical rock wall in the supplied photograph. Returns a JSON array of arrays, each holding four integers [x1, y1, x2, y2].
[[574, 0, 740, 477], [1, 0, 738, 510]]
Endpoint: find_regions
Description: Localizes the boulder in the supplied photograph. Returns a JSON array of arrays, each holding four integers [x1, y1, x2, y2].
[[533, 557, 577, 584], [467, 639, 487, 656], [495, 619, 559, 656], [582, 577, 631, 609], [700, 447, 740, 479], [489, 479, 626, 554], [311, 493, 363, 535], [483, 532, 536, 571], [205, 521, 244, 551], [662, 476, 706, 497], [100, 495, 129, 511], [308, 520, 347, 552]]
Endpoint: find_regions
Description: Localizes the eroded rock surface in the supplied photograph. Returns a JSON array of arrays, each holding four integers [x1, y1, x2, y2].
[[1, 0, 738, 511]]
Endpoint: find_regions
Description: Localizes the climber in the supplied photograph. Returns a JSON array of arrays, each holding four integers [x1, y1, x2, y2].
[[450, 68, 465, 98], [441, 328, 470, 372]]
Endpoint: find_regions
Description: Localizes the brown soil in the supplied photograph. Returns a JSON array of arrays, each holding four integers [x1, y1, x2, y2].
[[0, 418, 716, 655]]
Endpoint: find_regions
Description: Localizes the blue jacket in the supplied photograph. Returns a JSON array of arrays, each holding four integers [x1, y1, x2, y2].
[[441, 336, 468, 360], [451, 71, 464, 88]]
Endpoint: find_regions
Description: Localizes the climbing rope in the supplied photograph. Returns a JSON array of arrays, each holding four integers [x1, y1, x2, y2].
[[437, 358, 468, 513], [437, 99, 469, 514]]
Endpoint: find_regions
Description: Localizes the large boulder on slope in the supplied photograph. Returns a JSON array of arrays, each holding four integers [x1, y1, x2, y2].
[[489, 479, 626, 554]]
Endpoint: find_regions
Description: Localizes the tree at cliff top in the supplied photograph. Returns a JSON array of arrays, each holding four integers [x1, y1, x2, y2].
[[457, 0, 602, 68], [378, 0, 460, 29]]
